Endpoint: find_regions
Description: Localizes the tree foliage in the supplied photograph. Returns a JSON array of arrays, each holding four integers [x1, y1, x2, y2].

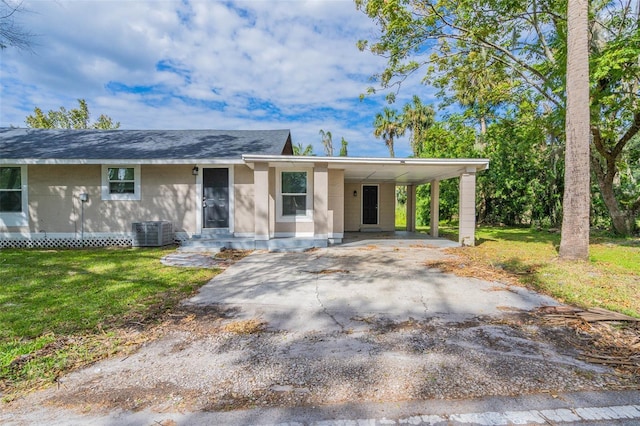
[[0, 0, 32, 50], [25, 99, 120, 130], [339, 137, 349, 156], [402, 95, 435, 156], [293, 142, 315, 156], [373, 106, 405, 157], [357, 0, 640, 235]]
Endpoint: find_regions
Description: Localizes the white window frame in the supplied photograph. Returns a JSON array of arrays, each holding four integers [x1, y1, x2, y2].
[[0, 165, 28, 227], [276, 168, 313, 222], [101, 165, 141, 201]]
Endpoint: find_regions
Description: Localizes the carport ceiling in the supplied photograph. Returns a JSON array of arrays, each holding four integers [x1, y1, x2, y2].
[[339, 162, 484, 184], [242, 155, 489, 185]]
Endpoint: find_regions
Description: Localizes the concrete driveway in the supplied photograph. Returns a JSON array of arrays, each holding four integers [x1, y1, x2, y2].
[[186, 236, 559, 331]]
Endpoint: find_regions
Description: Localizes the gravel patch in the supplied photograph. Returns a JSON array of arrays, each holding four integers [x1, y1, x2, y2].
[[4, 310, 633, 416]]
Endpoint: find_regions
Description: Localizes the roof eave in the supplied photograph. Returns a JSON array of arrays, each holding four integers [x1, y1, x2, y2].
[[0, 158, 247, 165]]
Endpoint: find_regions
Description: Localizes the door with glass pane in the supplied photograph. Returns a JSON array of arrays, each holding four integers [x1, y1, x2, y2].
[[202, 168, 229, 228]]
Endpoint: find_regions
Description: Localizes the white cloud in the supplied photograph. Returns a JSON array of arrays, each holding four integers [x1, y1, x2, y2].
[[0, 0, 435, 157]]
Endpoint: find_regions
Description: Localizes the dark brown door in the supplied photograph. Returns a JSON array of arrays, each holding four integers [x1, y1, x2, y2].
[[362, 185, 378, 225], [203, 168, 229, 228]]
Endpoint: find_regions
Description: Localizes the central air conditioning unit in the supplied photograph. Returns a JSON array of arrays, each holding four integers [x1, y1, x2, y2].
[[131, 221, 174, 247]]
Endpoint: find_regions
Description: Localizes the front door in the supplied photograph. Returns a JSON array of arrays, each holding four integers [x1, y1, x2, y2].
[[362, 185, 378, 225], [203, 168, 229, 229]]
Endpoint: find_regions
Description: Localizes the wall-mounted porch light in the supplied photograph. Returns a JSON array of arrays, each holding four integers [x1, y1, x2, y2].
[[192, 166, 199, 176], [353, 190, 358, 197]]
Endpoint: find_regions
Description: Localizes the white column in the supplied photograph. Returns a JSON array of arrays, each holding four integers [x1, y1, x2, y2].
[[254, 162, 270, 245], [406, 184, 416, 232], [430, 180, 439, 238], [313, 163, 329, 241], [458, 168, 477, 246]]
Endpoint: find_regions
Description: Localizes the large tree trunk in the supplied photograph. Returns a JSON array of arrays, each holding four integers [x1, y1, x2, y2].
[[591, 154, 636, 235], [559, 0, 590, 260], [590, 112, 640, 236]]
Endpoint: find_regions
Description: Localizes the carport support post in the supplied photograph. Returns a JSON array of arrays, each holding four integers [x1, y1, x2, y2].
[[458, 168, 477, 246], [254, 162, 270, 249], [313, 163, 329, 244], [430, 180, 439, 238], [406, 184, 416, 232]]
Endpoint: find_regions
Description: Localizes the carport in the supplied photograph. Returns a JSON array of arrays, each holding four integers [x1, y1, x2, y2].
[[243, 155, 489, 246]]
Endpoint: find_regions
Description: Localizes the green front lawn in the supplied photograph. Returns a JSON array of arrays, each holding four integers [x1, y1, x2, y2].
[[435, 225, 640, 318], [0, 248, 218, 399]]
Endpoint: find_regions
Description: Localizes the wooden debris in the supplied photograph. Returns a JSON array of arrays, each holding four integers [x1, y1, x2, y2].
[[537, 305, 639, 323], [576, 307, 640, 323], [537, 305, 640, 376]]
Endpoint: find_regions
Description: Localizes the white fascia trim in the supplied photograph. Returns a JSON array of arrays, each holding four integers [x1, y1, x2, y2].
[[243, 155, 490, 169], [1, 159, 245, 165]]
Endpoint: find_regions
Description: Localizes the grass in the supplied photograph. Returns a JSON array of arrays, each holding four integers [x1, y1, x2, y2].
[[429, 224, 640, 318], [0, 248, 219, 399], [2, 228, 638, 397]]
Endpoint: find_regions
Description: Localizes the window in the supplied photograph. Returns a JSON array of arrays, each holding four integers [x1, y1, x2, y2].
[[282, 171, 307, 216], [277, 170, 312, 220], [102, 165, 140, 200], [108, 167, 135, 194], [0, 165, 28, 226], [0, 167, 22, 212]]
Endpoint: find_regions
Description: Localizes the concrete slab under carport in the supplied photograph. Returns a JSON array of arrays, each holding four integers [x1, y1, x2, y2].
[[185, 236, 559, 332], [339, 231, 460, 248]]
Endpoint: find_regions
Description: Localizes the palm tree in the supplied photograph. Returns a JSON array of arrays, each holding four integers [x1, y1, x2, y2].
[[339, 137, 348, 156], [374, 107, 405, 158], [293, 142, 314, 156], [402, 95, 435, 157], [559, 0, 590, 260], [319, 129, 333, 156]]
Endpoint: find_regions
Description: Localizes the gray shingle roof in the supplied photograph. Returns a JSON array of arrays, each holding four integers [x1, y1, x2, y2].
[[0, 128, 292, 161]]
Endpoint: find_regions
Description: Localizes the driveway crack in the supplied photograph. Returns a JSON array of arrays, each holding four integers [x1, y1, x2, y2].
[[420, 292, 429, 318], [315, 275, 345, 332]]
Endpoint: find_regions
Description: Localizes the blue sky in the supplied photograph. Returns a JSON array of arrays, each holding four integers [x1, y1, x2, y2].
[[0, 0, 437, 157]]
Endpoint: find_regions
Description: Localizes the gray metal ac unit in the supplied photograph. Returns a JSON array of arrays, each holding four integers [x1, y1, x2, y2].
[[132, 221, 173, 247]]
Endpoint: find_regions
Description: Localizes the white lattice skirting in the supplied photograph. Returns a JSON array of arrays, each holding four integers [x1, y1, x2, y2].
[[0, 236, 134, 249], [0, 232, 191, 249]]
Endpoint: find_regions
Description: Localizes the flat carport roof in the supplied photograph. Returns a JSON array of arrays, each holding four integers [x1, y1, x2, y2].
[[242, 155, 489, 185], [243, 155, 490, 246]]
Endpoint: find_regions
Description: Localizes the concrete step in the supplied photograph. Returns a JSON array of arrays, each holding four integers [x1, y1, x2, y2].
[[179, 238, 256, 252], [179, 237, 328, 252]]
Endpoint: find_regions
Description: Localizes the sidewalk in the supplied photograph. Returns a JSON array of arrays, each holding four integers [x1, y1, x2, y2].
[[2, 390, 638, 425]]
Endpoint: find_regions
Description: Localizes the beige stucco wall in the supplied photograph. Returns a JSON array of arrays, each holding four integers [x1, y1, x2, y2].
[[10, 164, 198, 235], [269, 168, 276, 237], [344, 182, 361, 232], [27, 165, 100, 234], [377, 183, 396, 231], [343, 182, 396, 232], [233, 165, 255, 235]]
